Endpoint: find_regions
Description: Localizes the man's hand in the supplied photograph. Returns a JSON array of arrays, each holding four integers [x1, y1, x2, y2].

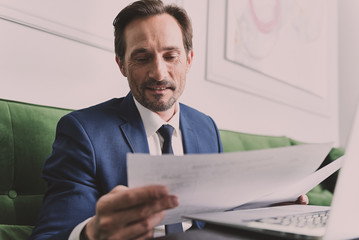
[[270, 194, 309, 207], [296, 194, 309, 205], [85, 185, 178, 240]]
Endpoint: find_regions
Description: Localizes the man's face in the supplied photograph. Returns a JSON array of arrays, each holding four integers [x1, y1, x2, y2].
[[117, 13, 193, 112]]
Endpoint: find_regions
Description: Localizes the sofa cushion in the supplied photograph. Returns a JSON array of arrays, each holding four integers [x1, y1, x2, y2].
[[0, 225, 33, 240], [219, 129, 294, 152], [0, 99, 71, 225], [306, 185, 333, 206]]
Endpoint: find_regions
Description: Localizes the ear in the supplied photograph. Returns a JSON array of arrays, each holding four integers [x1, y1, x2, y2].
[[186, 50, 194, 73], [116, 56, 127, 77]]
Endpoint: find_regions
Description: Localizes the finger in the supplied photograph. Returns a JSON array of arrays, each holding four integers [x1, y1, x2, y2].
[[96, 196, 177, 231], [98, 185, 170, 213], [127, 211, 164, 239], [134, 229, 155, 240], [116, 194, 178, 224], [86, 188, 173, 240], [110, 211, 165, 240], [296, 194, 309, 205], [87, 208, 166, 240]]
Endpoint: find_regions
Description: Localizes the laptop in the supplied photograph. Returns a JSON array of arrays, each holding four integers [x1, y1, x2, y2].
[[185, 103, 359, 240]]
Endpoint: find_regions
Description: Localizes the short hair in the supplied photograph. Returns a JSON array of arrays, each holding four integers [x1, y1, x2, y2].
[[113, 0, 193, 62]]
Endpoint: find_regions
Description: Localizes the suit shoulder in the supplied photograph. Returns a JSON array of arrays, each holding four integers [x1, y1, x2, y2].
[[77, 98, 123, 113], [61, 98, 125, 125], [70, 98, 123, 115], [179, 103, 213, 122], [179, 103, 220, 132], [179, 103, 222, 153]]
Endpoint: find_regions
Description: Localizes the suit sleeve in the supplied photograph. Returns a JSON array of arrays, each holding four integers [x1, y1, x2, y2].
[[209, 116, 223, 153], [29, 114, 99, 240]]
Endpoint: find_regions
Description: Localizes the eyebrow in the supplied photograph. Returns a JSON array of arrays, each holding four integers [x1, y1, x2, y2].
[[130, 46, 181, 58], [163, 46, 181, 52]]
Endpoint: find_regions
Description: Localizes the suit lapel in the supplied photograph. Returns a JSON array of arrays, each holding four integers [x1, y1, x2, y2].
[[118, 93, 150, 154], [180, 104, 199, 154], [118, 96, 199, 154]]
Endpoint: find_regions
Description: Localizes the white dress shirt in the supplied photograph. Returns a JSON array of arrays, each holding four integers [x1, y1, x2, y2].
[[69, 98, 190, 239], [134, 98, 183, 156]]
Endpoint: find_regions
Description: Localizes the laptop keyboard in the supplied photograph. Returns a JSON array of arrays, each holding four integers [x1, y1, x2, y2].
[[248, 210, 330, 229]]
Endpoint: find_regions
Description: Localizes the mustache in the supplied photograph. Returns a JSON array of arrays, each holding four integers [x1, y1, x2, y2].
[[142, 79, 176, 90]]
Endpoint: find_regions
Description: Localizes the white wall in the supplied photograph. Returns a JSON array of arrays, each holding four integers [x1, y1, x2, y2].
[[338, 0, 359, 148], [1, 0, 339, 145], [182, 0, 338, 144], [0, 0, 130, 109]]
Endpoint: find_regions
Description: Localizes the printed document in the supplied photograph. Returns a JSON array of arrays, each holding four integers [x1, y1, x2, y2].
[[127, 142, 340, 225]]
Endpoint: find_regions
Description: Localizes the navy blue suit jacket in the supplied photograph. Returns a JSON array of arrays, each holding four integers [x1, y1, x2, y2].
[[30, 93, 222, 240]]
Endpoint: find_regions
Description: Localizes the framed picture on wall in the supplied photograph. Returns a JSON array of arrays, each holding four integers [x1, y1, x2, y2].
[[206, 0, 335, 116]]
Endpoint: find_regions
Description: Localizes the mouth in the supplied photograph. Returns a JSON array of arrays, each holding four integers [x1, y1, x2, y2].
[[146, 85, 173, 94], [144, 80, 175, 94], [149, 86, 169, 90]]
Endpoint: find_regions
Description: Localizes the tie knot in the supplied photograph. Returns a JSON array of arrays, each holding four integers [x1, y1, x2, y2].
[[158, 124, 174, 141]]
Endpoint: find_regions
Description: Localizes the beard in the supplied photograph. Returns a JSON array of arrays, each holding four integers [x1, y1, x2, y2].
[[131, 79, 181, 112], [140, 93, 177, 112]]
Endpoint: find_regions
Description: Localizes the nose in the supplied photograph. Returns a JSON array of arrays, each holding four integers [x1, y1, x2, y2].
[[149, 56, 167, 81]]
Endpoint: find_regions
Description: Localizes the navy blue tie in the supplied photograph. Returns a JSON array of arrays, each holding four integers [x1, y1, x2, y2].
[[157, 125, 183, 234]]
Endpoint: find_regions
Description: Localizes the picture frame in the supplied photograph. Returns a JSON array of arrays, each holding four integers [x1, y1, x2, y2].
[[205, 0, 333, 116]]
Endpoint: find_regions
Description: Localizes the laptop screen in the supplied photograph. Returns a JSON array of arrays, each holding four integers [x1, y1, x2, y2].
[[324, 101, 359, 239]]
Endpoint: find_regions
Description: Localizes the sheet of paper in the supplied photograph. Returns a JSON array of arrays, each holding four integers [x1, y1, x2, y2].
[[127, 142, 333, 225], [234, 156, 344, 210]]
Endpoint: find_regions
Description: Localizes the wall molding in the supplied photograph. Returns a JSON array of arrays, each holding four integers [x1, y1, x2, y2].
[[0, 4, 113, 52]]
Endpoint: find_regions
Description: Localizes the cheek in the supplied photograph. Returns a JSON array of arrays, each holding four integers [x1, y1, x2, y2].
[[174, 66, 188, 85], [127, 66, 147, 83], [173, 70, 187, 94]]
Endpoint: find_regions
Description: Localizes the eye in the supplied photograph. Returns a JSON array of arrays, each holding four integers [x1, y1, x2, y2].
[[165, 56, 175, 60], [135, 56, 149, 62], [131, 52, 152, 63], [164, 53, 178, 61]]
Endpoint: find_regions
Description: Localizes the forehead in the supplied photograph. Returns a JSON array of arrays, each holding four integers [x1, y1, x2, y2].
[[123, 14, 185, 55]]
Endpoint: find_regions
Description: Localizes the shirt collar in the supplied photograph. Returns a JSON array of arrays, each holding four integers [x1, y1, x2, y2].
[[134, 97, 181, 138]]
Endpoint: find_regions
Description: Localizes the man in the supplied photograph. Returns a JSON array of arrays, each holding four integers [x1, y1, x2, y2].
[[30, 1, 222, 239], [30, 1, 307, 239]]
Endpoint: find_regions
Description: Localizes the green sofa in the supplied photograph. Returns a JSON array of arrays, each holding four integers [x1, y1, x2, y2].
[[0, 98, 344, 240]]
